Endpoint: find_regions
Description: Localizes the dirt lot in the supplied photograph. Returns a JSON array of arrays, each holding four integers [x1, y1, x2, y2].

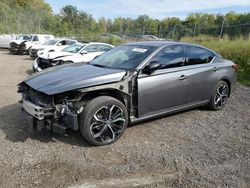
[[0, 50, 249, 188]]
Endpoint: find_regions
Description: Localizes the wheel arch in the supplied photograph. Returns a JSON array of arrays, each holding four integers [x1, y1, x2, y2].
[[220, 77, 231, 97], [80, 88, 128, 107]]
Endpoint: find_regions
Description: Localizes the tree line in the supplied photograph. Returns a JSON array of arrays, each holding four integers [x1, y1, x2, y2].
[[0, 0, 250, 40]]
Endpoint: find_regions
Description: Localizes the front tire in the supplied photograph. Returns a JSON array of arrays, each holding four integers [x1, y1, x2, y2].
[[208, 80, 229, 110], [79, 96, 128, 146]]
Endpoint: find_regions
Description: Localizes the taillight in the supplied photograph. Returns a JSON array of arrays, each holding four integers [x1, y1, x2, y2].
[[232, 64, 238, 71]]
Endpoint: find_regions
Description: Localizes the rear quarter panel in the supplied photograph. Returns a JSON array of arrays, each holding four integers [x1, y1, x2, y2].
[[213, 57, 237, 96]]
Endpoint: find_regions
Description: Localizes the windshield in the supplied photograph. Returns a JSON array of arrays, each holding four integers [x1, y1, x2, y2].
[[17, 35, 32, 41], [90, 45, 157, 70], [43, 39, 58, 45], [62, 43, 86, 53]]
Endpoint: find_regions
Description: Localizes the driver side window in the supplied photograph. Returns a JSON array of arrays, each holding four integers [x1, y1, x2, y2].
[[58, 40, 66, 46], [32, 35, 39, 42], [151, 45, 184, 69]]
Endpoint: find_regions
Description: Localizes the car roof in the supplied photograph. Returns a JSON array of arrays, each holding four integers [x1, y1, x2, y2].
[[74, 42, 113, 46], [88, 42, 114, 46], [123, 41, 183, 47], [123, 41, 220, 56], [54, 38, 76, 40]]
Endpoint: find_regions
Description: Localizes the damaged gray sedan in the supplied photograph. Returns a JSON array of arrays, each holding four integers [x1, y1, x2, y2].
[[18, 41, 237, 146]]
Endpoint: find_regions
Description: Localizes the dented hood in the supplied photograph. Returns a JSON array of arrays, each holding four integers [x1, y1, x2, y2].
[[10, 40, 26, 45], [23, 63, 126, 95]]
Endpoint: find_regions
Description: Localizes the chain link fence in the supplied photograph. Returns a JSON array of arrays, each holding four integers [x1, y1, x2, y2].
[[0, 12, 249, 44]]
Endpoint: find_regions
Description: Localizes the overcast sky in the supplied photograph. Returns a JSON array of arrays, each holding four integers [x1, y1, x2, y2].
[[45, 0, 250, 19]]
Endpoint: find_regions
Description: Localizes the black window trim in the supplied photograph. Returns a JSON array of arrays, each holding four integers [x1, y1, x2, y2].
[[148, 44, 185, 69], [183, 44, 215, 66], [99, 44, 113, 52]]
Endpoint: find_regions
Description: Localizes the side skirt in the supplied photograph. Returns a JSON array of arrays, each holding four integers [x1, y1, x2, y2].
[[130, 100, 209, 124]]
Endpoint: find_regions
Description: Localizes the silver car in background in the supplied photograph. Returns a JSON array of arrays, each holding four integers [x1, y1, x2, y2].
[[18, 41, 237, 146]]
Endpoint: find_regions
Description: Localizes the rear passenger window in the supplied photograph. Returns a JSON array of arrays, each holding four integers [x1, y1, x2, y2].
[[85, 45, 99, 52], [66, 40, 75, 45], [99, 45, 113, 52], [151, 45, 184, 69], [184, 46, 214, 66]]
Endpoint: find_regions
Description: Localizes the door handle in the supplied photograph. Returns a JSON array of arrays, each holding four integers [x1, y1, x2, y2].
[[212, 67, 218, 71], [179, 75, 188, 80]]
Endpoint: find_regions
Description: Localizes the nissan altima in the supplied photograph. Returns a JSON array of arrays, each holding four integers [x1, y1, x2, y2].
[[18, 41, 237, 146]]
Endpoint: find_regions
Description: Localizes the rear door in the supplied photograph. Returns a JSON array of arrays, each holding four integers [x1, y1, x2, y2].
[[183, 45, 219, 103], [137, 45, 189, 117]]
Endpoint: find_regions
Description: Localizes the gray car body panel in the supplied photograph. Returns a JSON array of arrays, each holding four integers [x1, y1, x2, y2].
[[137, 56, 236, 118], [24, 63, 126, 95], [20, 41, 236, 124]]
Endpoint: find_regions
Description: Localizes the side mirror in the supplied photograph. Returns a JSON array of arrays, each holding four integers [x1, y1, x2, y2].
[[57, 43, 62, 46], [80, 50, 88, 55], [143, 61, 161, 74]]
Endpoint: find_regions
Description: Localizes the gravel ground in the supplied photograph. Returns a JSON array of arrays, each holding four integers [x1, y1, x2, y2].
[[0, 50, 249, 188]]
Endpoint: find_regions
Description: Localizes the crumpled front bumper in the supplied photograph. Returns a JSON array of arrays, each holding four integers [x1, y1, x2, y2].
[[21, 98, 45, 120], [9, 43, 28, 54], [29, 49, 38, 58], [20, 98, 79, 134], [33, 58, 42, 72]]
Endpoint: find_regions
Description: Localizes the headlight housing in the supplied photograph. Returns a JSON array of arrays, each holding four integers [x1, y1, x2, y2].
[[51, 60, 62, 66]]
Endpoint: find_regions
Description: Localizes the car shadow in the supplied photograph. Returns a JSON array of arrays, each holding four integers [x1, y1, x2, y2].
[[0, 103, 91, 147], [25, 69, 33, 75], [22, 57, 34, 60], [0, 102, 207, 147]]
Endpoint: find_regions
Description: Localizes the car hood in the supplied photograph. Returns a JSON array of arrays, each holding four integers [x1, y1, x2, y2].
[[38, 51, 73, 59], [32, 45, 51, 49], [23, 63, 126, 95], [11, 40, 28, 45]]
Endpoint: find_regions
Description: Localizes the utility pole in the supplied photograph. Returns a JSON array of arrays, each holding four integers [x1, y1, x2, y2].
[[193, 22, 198, 38], [159, 25, 163, 37], [5, 12, 7, 33], [220, 17, 227, 38], [173, 24, 177, 40], [38, 17, 41, 34], [17, 12, 20, 34]]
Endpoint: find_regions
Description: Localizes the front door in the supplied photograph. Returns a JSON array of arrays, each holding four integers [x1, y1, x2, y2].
[[137, 45, 188, 117]]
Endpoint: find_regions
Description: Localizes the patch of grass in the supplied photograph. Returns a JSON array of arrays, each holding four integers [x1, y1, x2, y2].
[[181, 36, 250, 86]]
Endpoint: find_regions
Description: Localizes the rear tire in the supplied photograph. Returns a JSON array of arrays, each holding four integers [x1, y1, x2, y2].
[[79, 96, 128, 146], [208, 80, 229, 110]]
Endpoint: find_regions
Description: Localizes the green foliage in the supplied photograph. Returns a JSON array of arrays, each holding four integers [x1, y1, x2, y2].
[[0, 0, 249, 40], [0, 0, 249, 86], [181, 36, 250, 86]]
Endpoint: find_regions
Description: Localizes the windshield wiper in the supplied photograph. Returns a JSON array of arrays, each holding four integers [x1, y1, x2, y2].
[[91, 64, 111, 69]]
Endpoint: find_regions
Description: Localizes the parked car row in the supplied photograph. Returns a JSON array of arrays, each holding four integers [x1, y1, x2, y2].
[[4, 34, 114, 71], [33, 42, 114, 71], [29, 38, 77, 58], [100, 33, 166, 41], [17, 39, 237, 146]]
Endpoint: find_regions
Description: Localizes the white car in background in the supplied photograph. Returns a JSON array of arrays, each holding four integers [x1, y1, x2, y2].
[[29, 38, 77, 58], [0, 34, 18, 48], [9, 34, 54, 55], [33, 42, 114, 71]]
